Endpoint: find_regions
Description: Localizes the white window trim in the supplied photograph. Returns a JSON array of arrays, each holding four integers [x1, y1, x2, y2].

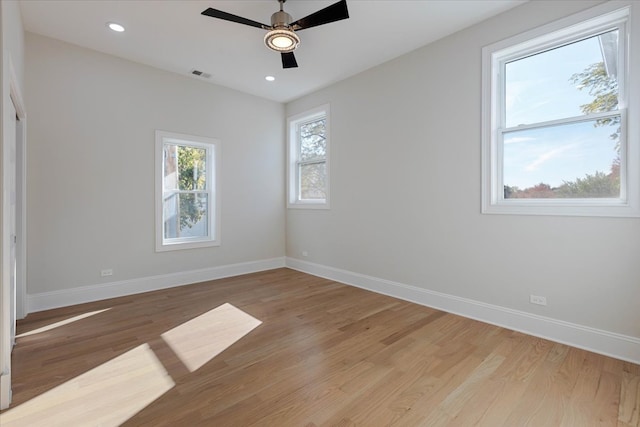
[[155, 130, 221, 251], [481, 1, 640, 217], [287, 104, 330, 209]]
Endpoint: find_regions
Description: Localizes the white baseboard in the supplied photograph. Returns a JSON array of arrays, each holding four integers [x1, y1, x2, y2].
[[285, 257, 640, 364], [0, 372, 10, 410], [27, 257, 286, 314]]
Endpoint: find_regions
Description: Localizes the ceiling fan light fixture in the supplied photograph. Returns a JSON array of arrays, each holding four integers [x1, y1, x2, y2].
[[264, 29, 300, 52]]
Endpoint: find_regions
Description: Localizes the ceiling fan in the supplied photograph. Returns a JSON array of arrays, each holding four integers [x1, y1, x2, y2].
[[201, 0, 349, 69]]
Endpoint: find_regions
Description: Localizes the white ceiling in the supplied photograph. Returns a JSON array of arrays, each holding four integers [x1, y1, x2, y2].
[[19, 0, 526, 103]]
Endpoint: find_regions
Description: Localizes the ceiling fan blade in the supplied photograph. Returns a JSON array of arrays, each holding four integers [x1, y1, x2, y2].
[[281, 52, 298, 69], [290, 0, 349, 31], [201, 8, 270, 30]]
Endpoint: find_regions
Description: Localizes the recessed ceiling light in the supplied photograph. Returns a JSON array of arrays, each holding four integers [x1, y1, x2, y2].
[[265, 76, 276, 82], [107, 22, 125, 32]]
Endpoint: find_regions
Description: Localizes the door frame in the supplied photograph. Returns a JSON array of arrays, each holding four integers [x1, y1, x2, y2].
[[13, 72, 26, 321], [1, 56, 26, 410]]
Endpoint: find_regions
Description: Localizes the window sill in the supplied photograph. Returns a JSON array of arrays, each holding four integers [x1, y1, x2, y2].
[[155, 239, 221, 252], [287, 201, 330, 210], [482, 199, 640, 217]]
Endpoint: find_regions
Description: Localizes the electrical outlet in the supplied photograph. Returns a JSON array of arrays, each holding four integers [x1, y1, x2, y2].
[[530, 294, 547, 306], [101, 269, 113, 277]]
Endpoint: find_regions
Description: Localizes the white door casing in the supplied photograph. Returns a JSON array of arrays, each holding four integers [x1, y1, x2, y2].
[[0, 101, 17, 410], [1, 56, 27, 410]]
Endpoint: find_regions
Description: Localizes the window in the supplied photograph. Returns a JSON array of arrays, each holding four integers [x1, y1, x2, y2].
[[482, 3, 639, 217], [155, 131, 221, 251], [287, 105, 330, 208]]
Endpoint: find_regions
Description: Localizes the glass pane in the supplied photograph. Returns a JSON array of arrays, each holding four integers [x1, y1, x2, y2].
[[505, 30, 618, 127], [299, 118, 326, 162], [163, 145, 179, 191], [164, 193, 209, 239], [300, 162, 326, 200], [503, 118, 620, 199], [164, 144, 207, 191]]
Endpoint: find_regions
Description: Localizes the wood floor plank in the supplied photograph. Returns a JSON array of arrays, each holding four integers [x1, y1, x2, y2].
[[2, 268, 638, 426], [438, 352, 506, 418], [619, 371, 640, 426], [380, 353, 486, 426]]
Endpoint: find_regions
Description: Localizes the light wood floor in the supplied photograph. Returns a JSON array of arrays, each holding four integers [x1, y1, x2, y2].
[[2, 268, 639, 426]]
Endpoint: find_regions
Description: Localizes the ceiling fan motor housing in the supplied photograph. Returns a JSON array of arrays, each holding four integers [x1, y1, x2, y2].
[[271, 10, 293, 28]]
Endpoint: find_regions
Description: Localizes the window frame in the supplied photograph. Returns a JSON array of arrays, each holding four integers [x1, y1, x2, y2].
[[481, 2, 640, 217], [287, 104, 330, 209], [155, 130, 221, 251]]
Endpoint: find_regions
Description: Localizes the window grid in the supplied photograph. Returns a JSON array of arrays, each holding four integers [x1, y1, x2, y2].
[[295, 118, 327, 202]]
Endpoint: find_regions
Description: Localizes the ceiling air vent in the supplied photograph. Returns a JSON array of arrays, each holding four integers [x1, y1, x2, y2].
[[190, 69, 212, 79]]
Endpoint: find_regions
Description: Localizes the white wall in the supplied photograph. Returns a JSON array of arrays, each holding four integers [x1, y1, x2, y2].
[[25, 33, 285, 298], [286, 0, 640, 342], [1, 1, 24, 88]]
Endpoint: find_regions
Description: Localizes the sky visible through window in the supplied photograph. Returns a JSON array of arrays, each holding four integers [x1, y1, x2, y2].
[[504, 32, 618, 191]]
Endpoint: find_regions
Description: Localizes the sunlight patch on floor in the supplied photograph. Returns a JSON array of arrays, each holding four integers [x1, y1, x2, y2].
[[161, 302, 262, 372], [1, 343, 174, 427], [16, 308, 111, 338]]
